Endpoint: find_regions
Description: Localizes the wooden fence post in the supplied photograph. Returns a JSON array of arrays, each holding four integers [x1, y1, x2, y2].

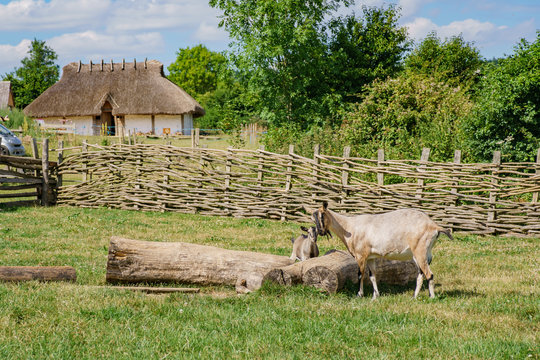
[[224, 147, 232, 215], [312, 144, 320, 200], [41, 139, 50, 206], [415, 148, 431, 201], [487, 151, 501, 226], [377, 149, 384, 196], [81, 140, 88, 182], [31, 138, 39, 177], [532, 148, 540, 203], [341, 146, 351, 203], [281, 145, 294, 221], [127, 130, 132, 145], [57, 140, 63, 189], [451, 150, 462, 207], [257, 145, 265, 189]]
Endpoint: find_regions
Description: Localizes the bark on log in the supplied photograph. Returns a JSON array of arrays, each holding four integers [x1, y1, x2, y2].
[[0, 266, 76, 282], [106, 237, 294, 288], [264, 250, 418, 294]]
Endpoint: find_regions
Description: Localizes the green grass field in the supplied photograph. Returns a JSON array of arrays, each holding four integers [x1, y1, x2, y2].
[[0, 206, 538, 359]]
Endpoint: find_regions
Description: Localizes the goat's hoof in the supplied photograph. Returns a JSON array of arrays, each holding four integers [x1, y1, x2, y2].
[[356, 292, 363, 297]]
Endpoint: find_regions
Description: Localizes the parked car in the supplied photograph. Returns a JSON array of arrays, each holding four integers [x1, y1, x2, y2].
[[0, 123, 25, 156]]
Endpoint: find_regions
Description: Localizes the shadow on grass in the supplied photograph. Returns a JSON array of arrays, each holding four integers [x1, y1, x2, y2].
[[340, 280, 485, 299]]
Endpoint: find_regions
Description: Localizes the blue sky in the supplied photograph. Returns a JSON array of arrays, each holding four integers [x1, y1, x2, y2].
[[0, 0, 538, 75]]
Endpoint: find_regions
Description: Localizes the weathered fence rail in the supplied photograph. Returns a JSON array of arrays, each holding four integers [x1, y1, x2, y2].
[[0, 139, 58, 207], [57, 143, 540, 236]]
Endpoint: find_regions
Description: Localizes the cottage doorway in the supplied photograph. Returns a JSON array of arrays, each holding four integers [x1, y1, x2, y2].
[[101, 101, 115, 136]]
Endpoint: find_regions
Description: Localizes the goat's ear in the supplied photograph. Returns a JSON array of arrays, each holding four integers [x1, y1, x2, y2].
[[291, 237, 295, 244], [322, 201, 328, 210], [300, 226, 308, 232]]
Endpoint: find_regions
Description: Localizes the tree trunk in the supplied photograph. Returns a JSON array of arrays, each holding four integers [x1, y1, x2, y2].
[[106, 237, 294, 288], [0, 266, 76, 282], [264, 250, 418, 294]]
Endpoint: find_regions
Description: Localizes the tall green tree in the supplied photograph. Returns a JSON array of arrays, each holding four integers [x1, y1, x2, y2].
[[463, 32, 540, 161], [3, 39, 59, 109], [405, 32, 483, 88], [328, 5, 410, 102], [167, 44, 226, 99], [209, 0, 353, 130]]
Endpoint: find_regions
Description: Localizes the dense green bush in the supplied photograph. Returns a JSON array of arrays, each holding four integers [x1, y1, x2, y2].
[[463, 32, 540, 162]]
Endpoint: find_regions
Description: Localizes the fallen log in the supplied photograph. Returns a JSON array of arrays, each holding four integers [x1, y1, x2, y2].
[[264, 250, 418, 294], [0, 266, 76, 282], [106, 237, 294, 290]]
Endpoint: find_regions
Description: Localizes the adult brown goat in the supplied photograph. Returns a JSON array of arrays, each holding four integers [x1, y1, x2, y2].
[[312, 202, 453, 299]]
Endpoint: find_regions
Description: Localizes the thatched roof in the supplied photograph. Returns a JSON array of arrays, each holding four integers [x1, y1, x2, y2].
[[24, 60, 205, 118], [0, 81, 14, 109]]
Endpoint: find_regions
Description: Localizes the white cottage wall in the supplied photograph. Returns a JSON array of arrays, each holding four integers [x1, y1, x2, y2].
[[154, 115, 183, 135], [125, 115, 152, 134], [38, 116, 93, 135]]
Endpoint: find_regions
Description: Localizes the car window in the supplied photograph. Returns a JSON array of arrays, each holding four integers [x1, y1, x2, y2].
[[0, 124, 13, 136]]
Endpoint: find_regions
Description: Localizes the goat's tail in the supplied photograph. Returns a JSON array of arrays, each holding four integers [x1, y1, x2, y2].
[[438, 228, 454, 240]]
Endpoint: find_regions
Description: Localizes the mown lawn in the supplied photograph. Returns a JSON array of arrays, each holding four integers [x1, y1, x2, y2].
[[0, 206, 538, 359]]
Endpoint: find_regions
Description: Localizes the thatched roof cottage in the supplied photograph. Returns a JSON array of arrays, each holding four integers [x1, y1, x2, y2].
[[0, 81, 15, 109], [24, 59, 204, 136]]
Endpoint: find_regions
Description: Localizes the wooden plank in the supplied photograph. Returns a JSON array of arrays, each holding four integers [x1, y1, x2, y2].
[[0, 266, 76, 282], [94, 286, 200, 294], [0, 183, 39, 191], [0, 191, 38, 199], [0, 178, 42, 184], [0, 200, 40, 207]]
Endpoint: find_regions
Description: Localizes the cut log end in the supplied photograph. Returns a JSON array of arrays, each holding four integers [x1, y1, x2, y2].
[[302, 266, 339, 294]]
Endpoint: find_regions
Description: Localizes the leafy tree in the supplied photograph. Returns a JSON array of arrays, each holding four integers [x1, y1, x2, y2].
[[405, 32, 483, 88], [329, 74, 472, 160], [209, 0, 353, 130], [2, 39, 59, 109], [167, 44, 226, 99], [463, 32, 540, 161], [328, 5, 410, 102]]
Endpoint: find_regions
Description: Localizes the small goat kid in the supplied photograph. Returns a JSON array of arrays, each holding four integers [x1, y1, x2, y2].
[[290, 226, 319, 261], [312, 202, 452, 299]]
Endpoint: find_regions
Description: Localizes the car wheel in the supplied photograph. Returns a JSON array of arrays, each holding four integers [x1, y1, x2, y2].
[[0, 146, 9, 155]]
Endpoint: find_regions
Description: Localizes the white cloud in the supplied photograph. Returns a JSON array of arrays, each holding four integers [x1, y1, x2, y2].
[[405, 16, 537, 57], [193, 22, 228, 43], [0, 39, 31, 74], [107, 0, 224, 33], [47, 31, 165, 64], [0, 0, 110, 31], [398, 0, 431, 19]]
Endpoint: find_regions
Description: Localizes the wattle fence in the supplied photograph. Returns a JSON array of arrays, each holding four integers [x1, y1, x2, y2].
[[56, 143, 540, 236]]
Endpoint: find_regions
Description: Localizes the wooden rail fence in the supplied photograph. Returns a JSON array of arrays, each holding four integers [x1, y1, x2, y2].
[[56, 143, 540, 236], [0, 139, 58, 207]]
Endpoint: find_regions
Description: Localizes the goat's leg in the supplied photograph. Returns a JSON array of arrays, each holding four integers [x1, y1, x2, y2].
[[356, 258, 367, 297], [414, 255, 435, 298], [414, 271, 424, 299], [367, 260, 379, 300]]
